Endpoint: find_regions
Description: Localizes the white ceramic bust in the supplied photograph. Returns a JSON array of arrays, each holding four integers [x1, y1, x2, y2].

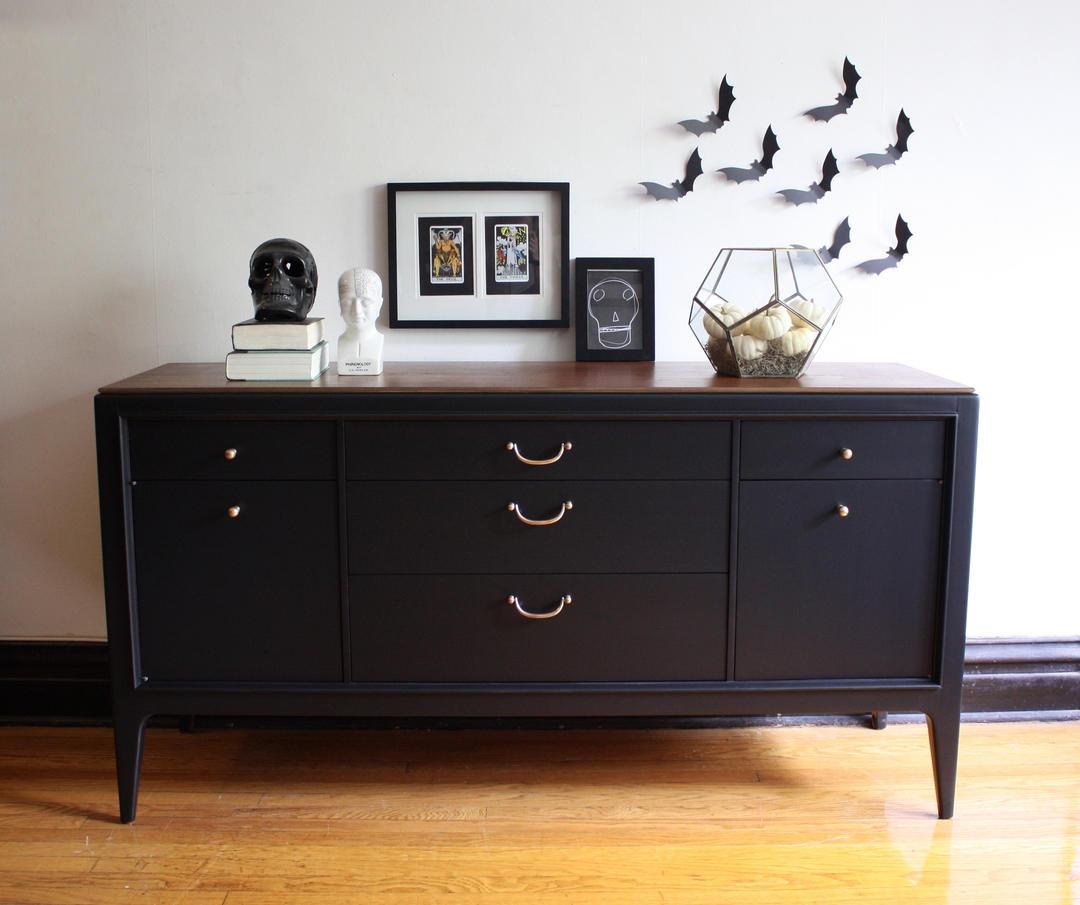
[[336, 267, 384, 376]]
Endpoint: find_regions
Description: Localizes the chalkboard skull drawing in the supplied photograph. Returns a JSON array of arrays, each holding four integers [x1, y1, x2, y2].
[[248, 238, 318, 321], [588, 278, 639, 349]]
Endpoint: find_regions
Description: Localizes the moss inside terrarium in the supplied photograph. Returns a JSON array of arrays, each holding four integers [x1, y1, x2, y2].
[[706, 336, 812, 378]]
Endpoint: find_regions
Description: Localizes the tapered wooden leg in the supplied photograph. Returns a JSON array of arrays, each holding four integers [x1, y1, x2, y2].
[[926, 710, 960, 819], [113, 711, 148, 823], [871, 711, 887, 730]]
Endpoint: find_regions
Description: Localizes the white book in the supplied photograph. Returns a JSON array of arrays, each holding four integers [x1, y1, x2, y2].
[[225, 342, 330, 380], [231, 317, 325, 351]]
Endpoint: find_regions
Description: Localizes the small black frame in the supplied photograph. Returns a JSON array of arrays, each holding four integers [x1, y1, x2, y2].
[[387, 182, 570, 329], [575, 257, 655, 361]]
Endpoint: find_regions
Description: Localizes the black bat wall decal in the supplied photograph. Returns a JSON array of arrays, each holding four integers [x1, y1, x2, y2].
[[857, 215, 913, 274], [679, 76, 736, 136], [858, 109, 915, 168], [818, 216, 851, 262], [777, 149, 839, 205], [718, 125, 779, 184], [805, 57, 861, 122], [640, 147, 704, 201]]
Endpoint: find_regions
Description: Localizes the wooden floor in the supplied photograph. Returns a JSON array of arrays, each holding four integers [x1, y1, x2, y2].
[[0, 719, 1076, 904]]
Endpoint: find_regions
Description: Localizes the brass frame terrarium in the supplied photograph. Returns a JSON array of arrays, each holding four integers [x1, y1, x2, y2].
[[689, 247, 842, 377]]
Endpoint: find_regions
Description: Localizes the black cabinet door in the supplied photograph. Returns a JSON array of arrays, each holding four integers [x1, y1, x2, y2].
[[735, 480, 943, 681], [131, 481, 342, 682]]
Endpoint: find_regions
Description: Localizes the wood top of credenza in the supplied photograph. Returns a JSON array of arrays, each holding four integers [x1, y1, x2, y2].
[[98, 361, 974, 395]]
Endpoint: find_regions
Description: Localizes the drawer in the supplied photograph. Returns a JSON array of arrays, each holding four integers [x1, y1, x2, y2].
[[740, 420, 945, 480], [347, 480, 729, 574], [349, 573, 727, 682], [345, 420, 731, 480], [129, 419, 337, 480]]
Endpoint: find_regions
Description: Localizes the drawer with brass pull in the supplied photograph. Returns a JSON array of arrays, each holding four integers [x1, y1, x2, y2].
[[345, 420, 731, 481], [349, 573, 728, 682], [346, 480, 729, 574], [740, 420, 945, 480], [129, 419, 336, 480]]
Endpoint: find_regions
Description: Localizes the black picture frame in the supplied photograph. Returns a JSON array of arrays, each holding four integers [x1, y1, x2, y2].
[[388, 182, 569, 328], [574, 257, 655, 361]]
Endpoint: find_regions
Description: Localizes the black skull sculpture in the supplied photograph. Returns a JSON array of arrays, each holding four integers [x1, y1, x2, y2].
[[248, 238, 318, 321]]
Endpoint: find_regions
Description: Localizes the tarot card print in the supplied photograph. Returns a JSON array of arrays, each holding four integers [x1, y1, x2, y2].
[[417, 216, 474, 297], [493, 223, 530, 283], [483, 214, 539, 296], [429, 225, 466, 284]]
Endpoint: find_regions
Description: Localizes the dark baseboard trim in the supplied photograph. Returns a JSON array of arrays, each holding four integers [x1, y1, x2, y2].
[[2, 638, 1077, 725], [0, 641, 110, 722], [961, 637, 1080, 713]]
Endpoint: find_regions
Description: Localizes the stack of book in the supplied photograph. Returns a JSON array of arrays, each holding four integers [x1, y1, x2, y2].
[[225, 317, 329, 380]]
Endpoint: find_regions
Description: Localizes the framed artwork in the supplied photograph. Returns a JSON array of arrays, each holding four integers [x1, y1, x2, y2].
[[574, 257, 655, 361], [388, 182, 569, 328]]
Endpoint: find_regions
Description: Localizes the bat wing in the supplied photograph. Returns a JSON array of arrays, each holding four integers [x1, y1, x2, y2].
[[805, 102, 843, 122], [893, 215, 913, 256], [828, 217, 852, 259], [683, 148, 704, 191], [778, 187, 820, 206], [857, 150, 894, 168], [842, 57, 861, 103], [819, 149, 839, 192], [895, 109, 914, 153], [858, 256, 899, 275], [760, 126, 780, 170], [640, 181, 680, 201], [678, 117, 715, 136], [718, 166, 756, 184], [716, 76, 736, 122]]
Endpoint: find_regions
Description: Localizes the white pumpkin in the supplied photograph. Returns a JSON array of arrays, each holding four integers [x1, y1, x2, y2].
[[748, 306, 792, 341], [703, 302, 747, 339], [779, 326, 818, 357], [790, 298, 827, 328], [732, 334, 768, 360]]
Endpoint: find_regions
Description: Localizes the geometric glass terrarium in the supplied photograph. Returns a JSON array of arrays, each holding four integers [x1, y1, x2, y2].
[[689, 247, 842, 377]]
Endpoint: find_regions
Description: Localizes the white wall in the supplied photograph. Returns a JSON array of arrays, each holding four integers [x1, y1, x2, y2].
[[2, 0, 1077, 640]]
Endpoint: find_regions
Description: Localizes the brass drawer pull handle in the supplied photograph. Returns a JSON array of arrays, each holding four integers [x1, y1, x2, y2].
[[507, 594, 572, 620], [839, 447, 854, 460], [835, 504, 850, 518], [224, 448, 238, 460], [507, 500, 573, 526], [227, 505, 241, 518], [506, 441, 572, 466]]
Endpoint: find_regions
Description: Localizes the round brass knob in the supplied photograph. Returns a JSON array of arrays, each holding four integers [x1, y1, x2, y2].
[[227, 505, 241, 518], [839, 448, 854, 460], [836, 504, 850, 518], [224, 448, 238, 460]]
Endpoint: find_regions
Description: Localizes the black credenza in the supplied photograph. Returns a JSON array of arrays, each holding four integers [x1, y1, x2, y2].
[[95, 362, 977, 822]]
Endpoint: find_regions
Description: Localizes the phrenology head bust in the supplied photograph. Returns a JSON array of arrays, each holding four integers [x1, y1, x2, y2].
[[338, 267, 383, 328]]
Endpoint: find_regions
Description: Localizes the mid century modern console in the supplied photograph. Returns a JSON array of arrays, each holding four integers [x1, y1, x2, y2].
[[94, 362, 978, 822]]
